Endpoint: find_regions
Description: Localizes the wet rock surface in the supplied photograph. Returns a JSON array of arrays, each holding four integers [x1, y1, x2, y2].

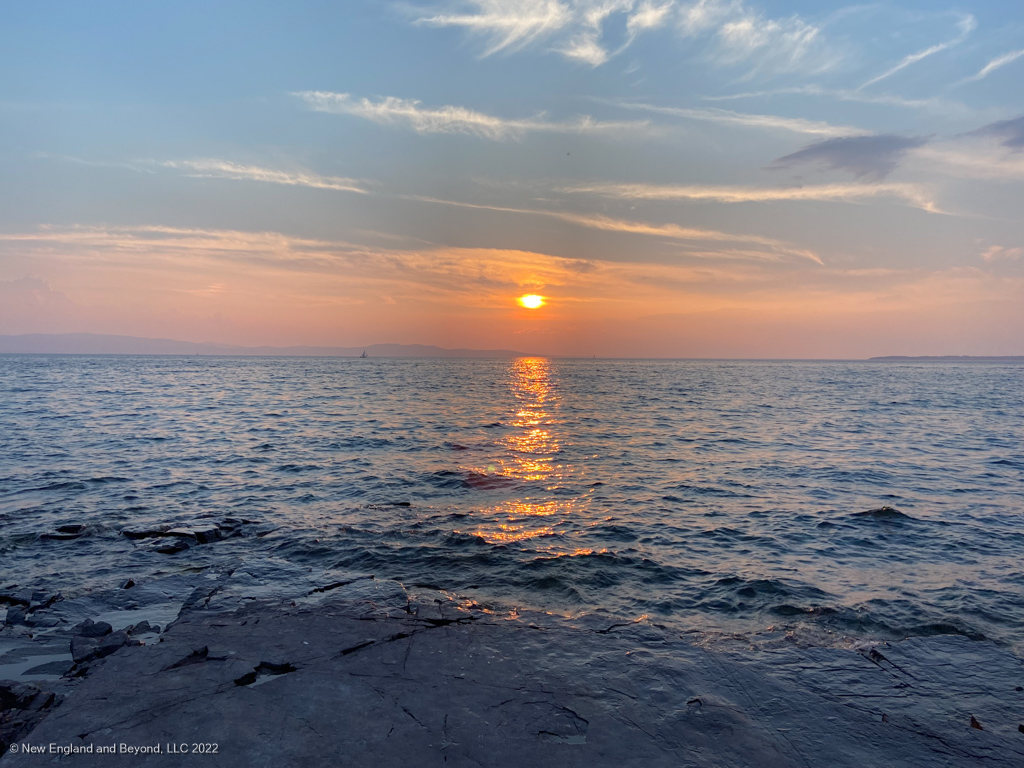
[[121, 518, 275, 555], [0, 560, 375, 694], [2, 592, 62, 630], [1, 579, 1022, 767], [0, 682, 61, 755]]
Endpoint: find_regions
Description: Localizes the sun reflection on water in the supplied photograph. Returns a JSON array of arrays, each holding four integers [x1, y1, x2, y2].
[[498, 357, 562, 482], [457, 358, 591, 548]]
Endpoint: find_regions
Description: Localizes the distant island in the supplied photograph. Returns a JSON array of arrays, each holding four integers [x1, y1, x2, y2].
[[0, 333, 527, 358], [869, 355, 1024, 362]]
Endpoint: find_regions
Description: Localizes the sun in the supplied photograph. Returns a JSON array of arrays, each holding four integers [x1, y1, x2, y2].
[[517, 294, 545, 309]]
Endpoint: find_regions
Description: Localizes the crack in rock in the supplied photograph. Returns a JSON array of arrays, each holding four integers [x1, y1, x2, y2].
[[307, 575, 374, 595], [234, 661, 298, 687], [161, 646, 228, 671]]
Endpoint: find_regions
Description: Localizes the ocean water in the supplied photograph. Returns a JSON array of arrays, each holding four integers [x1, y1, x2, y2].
[[2, 355, 1023, 648]]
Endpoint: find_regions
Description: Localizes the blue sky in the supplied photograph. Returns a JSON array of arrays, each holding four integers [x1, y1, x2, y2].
[[1, 1, 1022, 356]]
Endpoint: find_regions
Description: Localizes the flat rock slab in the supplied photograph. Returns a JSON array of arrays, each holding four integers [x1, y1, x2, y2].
[[3, 595, 1023, 768]]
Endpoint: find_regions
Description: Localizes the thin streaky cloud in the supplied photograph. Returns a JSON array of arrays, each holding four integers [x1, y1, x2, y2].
[[0, 225, 820, 308], [294, 91, 647, 140], [39, 154, 370, 194], [604, 99, 869, 137], [414, 0, 574, 56], [561, 213, 823, 264], [403, 194, 823, 263], [413, 0, 674, 66], [158, 159, 368, 193], [859, 14, 976, 90], [703, 85, 973, 117], [413, 1, 832, 74], [0, 225, 356, 254], [559, 180, 940, 212], [961, 48, 1024, 83]]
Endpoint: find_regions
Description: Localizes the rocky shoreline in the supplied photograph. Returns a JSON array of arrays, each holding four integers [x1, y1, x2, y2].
[[1, 567, 1023, 767]]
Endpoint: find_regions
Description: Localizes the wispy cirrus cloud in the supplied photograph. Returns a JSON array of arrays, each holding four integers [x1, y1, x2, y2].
[[414, 0, 575, 56], [0, 224, 816, 316], [601, 99, 868, 137], [0, 225, 357, 261], [703, 85, 975, 118], [414, 0, 671, 65], [859, 14, 976, 90], [294, 91, 646, 140], [559, 179, 940, 212], [698, 3, 835, 76], [412, 1, 835, 74], [157, 159, 368, 193], [960, 48, 1024, 84], [676, 0, 834, 75], [559, 0, 636, 66], [40, 153, 371, 194], [405, 194, 822, 263]]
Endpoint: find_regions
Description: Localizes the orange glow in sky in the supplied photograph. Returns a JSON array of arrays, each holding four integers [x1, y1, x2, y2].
[[3, 4, 1024, 359]]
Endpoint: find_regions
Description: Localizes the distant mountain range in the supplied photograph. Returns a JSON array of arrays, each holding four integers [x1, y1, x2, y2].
[[0, 333, 527, 358], [869, 355, 1024, 362]]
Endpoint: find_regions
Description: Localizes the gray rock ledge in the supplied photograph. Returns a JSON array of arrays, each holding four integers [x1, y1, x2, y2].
[[2, 591, 1022, 768]]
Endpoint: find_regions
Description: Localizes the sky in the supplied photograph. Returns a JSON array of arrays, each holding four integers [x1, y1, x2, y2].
[[1, 0, 1023, 358]]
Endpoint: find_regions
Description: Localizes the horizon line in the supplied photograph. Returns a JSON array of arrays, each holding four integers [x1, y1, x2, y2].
[[1, 333, 1023, 363]]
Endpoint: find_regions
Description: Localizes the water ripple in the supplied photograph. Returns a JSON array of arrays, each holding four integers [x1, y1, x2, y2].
[[1, 355, 1023, 648]]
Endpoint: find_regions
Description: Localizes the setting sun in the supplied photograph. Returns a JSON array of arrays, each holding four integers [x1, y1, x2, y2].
[[517, 294, 545, 309]]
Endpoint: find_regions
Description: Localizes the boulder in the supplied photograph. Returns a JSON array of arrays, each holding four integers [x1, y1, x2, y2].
[[76, 619, 113, 638], [70, 636, 99, 664], [94, 631, 129, 659], [70, 631, 129, 665]]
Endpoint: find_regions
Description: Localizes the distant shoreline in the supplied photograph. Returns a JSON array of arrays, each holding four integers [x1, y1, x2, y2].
[[0, 333, 526, 359], [1, 334, 1022, 361], [867, 355, 1024, 362]]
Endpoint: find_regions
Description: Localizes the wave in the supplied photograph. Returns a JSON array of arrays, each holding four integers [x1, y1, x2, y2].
[[851, 506, 917, 522]]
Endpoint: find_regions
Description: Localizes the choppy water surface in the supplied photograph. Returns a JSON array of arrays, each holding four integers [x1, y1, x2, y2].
[[2, 356, 1023, 647]]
